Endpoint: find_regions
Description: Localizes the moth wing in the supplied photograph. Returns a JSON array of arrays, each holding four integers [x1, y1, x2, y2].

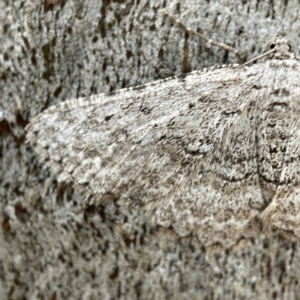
[[26, 67, 264, 247], [152, 90, 267, 248], [261, 116, 300, 239], [253, 70, 300, 241]]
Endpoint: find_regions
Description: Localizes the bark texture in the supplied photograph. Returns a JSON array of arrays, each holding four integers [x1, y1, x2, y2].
[[1, 0, 300, 299]]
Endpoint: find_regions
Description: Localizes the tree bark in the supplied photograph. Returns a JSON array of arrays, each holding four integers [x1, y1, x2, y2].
[[1, 0, 300, 299]]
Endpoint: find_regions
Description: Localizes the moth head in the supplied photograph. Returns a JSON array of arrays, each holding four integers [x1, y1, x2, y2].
[[244, 33, 296, 66], [264, 33, 295, 59]]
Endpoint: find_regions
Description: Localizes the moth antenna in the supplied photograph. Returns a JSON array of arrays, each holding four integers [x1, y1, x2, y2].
[[161, 10, 243, 64], [243, 48, 276, 66]]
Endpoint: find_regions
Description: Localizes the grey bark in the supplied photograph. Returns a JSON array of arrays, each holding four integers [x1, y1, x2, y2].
[[1, 0, 300, 299]]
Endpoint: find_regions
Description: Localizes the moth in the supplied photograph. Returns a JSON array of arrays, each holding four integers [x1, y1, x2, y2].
[[26, 11, 300, 248]]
